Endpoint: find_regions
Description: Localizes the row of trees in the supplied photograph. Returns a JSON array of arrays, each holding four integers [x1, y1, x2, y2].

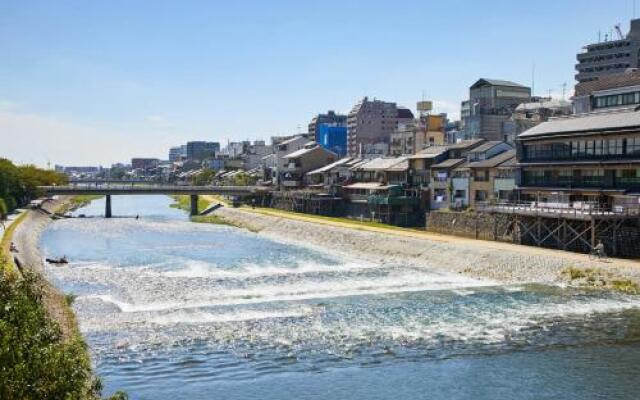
[[0, 158, 67, 218]]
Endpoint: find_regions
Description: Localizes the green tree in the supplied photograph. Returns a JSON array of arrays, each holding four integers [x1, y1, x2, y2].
[[0, 198, 7, 221]]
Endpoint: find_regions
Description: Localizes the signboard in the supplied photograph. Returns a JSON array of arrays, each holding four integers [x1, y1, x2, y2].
[[417, 101, 433, 111]]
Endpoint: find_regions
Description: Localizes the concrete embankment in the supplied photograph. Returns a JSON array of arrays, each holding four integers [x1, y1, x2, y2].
[[10, 196, 80, 341], [215, 205, 640, 290]]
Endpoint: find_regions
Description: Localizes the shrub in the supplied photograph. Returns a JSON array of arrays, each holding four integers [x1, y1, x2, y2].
[[0, 272, 94, 399]]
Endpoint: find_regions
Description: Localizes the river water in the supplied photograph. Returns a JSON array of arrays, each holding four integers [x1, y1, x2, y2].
[[40, 196, 640, 399]]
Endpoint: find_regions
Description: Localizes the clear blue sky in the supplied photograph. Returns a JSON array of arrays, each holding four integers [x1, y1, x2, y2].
[[0, 0, 637, 166]]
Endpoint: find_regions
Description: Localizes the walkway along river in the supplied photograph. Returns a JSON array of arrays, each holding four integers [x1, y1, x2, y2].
[[40, 195, 640, 399]]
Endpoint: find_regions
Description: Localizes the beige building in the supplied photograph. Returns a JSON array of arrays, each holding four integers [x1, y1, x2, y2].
[[468, 150, 516, 207], [280, 144, 337, 188]]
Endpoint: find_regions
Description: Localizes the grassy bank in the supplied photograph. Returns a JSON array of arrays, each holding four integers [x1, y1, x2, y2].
[[0, 205, 127, 400], [55, 195, 104, 214], [170, 195, 230, 224], [0, 211, 27, 274]]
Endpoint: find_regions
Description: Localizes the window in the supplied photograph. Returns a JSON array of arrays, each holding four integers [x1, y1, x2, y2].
[[475, 190, 488, 201]]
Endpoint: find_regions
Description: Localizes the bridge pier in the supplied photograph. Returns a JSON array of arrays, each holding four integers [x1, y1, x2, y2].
[[105, 195, 112, 218], [190, 194, 198, 216]]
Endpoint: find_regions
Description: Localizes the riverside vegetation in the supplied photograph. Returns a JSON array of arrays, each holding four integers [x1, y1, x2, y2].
[[0, 157, 127, 399]]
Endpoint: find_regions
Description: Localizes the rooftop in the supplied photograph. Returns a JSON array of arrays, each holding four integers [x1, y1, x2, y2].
[[448, 139, 485, 150], [468, 141, 509, 154], [353, 157, 408, 171], [408, 146, 449, 159], [283, 145, 329, 159], [518, 108, 640, 139], [431, 158, 466, 169], [307, 157, 357, 175], [470, 78, 529, 89], [468, 150, 516, 168]]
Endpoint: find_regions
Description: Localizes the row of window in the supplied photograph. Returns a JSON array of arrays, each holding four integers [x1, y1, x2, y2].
[[593, 91, 640, 108], [522, 168, 640, 187], [523, 137, 640, 160]]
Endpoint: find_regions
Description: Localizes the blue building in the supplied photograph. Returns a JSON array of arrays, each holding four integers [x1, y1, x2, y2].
[[317, 124, 347, 157]]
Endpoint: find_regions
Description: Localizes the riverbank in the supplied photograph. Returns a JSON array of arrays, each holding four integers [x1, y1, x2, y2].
[[210, 202, 640, 291], [10, 196, 81, 340]]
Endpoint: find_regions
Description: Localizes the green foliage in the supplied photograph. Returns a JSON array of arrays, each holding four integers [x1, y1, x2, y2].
[[0, 272, 94, 399], [65, 293, 77, 306], [0, 198, 7, 221], [0, 158, 67, 213], [192, 168, 215, 186]]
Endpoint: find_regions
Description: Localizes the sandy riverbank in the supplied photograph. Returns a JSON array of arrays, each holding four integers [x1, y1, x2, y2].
[[10, 196, 80, 340], [213, 205, 640, 289]]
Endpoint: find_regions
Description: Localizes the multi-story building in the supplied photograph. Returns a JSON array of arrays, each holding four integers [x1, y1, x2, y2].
[[168, 146, 186, 162], [573, 69, 640, 114], [308, 110, 347, 142], [316, 124, 347, 157], [347, 97, 408, 156], [468, 149, 516, 206], [575, 18, 640, 83], [270, 135, 311, 185], [390, 114, 446, 156], [280, 144, 337, 188], [516, 108, 640, 210], [463, 78, 531, 142], [510, 98, 572, 143], [186, 141, 220, 161]]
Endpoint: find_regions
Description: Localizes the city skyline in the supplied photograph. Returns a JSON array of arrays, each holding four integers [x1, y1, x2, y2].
[[1, 0, 637, 166]]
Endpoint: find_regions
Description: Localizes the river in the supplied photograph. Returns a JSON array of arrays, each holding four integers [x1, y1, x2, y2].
[[40, 195, 640, 399]]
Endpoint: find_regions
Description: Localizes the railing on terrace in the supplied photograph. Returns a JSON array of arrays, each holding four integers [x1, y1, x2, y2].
[[475, 201, 640, 218]]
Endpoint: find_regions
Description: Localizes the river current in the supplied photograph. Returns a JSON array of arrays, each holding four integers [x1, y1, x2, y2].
[[40, 196, 640, 399]]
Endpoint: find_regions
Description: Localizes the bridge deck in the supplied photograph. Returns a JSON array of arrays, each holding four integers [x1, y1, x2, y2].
[[40, 185, 270, 196]]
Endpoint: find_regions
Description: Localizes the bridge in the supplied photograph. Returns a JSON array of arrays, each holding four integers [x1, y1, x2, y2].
[[39, 185, 271, 217]]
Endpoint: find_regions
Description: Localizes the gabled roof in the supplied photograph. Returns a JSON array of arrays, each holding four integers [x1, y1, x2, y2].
[[448, 139, 485, 150], [468, 150, 516, 168], [468, 141, 511, 154], [353, 157, 408, 171], [408, 146, 450, 159], [518, 109, 640, 139], [470, 78, 528, 89], [431, 158, 466, 169], [283, 145, 335, 159], [307, 157, 356, 175]]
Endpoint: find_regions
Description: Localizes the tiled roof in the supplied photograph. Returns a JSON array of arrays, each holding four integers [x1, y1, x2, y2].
[[408, 146, 449, 159], [431, 158, 466, 169], [448, 139, 485, 150], [353, 157, 408, 171], [307, 157, 355, 175], [518, 109, 640, 139], [468, 150, 516, 168], [468, 141, 508, 153]]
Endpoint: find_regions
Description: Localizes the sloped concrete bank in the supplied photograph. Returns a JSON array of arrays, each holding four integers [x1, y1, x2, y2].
[[215, 206, 640, 289], [10, 196, 80, 340]]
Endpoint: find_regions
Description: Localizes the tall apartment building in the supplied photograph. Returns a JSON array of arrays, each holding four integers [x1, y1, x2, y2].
[[575, 19, 640, 83], [463, 78, 531, 142], [347, 97, 412, 156], [308, 110, 347, 142]]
